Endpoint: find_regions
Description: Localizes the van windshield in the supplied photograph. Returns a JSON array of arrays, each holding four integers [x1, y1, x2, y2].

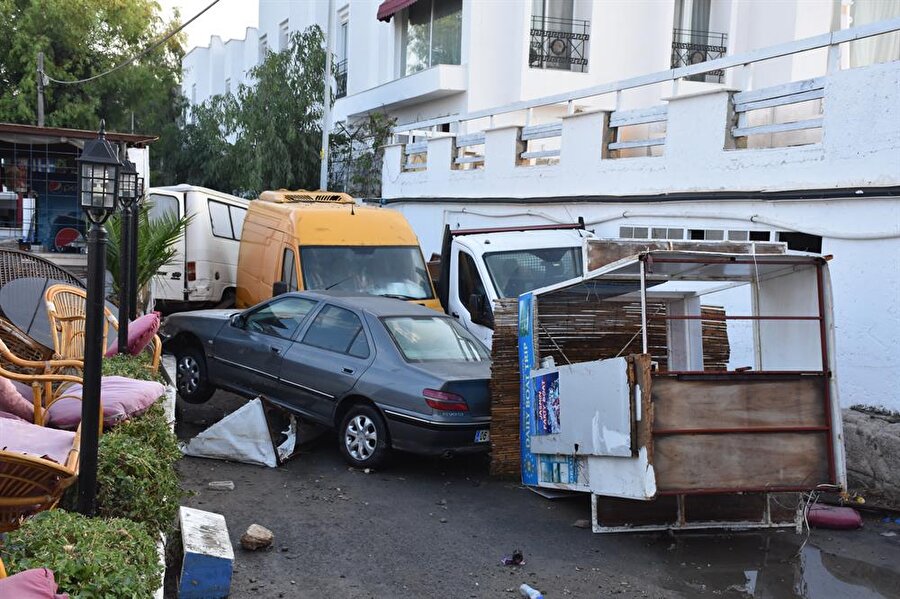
[[301, 246, 434, 300], [483, 247, 583, 298]]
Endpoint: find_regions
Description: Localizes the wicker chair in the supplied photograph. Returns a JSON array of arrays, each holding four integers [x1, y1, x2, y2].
[[0, 318, 54, 374], [45, 284, 161, 373]]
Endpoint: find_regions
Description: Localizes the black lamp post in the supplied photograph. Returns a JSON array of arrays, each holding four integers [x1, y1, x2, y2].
[[75, 121, 120, 516], [117, 159, 139, 352], [129, 175, 144, 320]]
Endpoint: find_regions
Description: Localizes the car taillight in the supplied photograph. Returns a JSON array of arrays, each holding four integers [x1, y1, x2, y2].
[[186, 261, 196, 281], [423, 388, 468, 412]]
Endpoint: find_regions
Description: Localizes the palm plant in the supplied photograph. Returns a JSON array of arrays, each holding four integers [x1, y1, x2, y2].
[[106, 202, 191, 313]]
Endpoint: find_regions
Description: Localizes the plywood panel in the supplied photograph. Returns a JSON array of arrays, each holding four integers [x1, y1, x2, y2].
[[652, 376, 826, 430], [586, 240, 786, 272], [655, 432, 829, 491]]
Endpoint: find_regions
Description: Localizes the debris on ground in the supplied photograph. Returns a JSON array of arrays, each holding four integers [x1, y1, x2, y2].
[[807, 504, 863, 530], [208, 480, 235, 491], [572, 519, 591, 529], [182, 398, 279, 467], [519, 583, 544, 599], [501, 549, 525, 566], [241, 524, 274, 550]]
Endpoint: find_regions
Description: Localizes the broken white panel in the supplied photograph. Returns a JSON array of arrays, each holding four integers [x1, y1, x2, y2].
[[586, 447, 657, 500], [182, 398, 278, 467], [531, 357, 632, 457]]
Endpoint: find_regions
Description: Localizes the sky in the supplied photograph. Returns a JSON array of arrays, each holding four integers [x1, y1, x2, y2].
[[157, 0, 260, 52]]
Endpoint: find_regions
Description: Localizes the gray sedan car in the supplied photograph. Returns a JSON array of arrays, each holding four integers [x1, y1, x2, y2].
[[160, 291, 492, 467]]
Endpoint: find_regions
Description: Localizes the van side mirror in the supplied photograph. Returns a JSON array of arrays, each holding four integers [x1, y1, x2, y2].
[[468, 292, 494, 328], [272, 281, 288, 297]]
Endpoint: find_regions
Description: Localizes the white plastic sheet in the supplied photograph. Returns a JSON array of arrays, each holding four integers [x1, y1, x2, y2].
[[181, 398, 278, 467]]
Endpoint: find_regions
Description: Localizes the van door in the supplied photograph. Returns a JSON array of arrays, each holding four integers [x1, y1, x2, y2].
[[449, 247, 493, 347], [148, 192, 185, 303]]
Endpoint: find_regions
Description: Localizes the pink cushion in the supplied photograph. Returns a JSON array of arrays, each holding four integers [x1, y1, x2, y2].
[[105, 313, 160, 357], [0, 568, 69, 598], [0, 419, 76, 464], [807, 504, 863, 530], [0, 376, 34, 421], [45, 376, 165, 430], [0, 409, 28, 421]]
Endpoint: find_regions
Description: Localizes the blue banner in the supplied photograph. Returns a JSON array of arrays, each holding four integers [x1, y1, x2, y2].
[[518, 293, 538, 486]]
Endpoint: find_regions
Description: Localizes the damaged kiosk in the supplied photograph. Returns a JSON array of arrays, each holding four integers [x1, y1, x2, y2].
[[517, 244, 847, 533]]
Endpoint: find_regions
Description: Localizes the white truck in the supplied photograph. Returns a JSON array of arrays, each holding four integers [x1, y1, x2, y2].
[[147, 185, 251, 313], [434, 222, 595, 348]]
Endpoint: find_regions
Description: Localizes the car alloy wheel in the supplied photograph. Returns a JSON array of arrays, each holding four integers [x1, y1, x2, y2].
[[345, 414, 378, 462], [177, 355, 200, 396]]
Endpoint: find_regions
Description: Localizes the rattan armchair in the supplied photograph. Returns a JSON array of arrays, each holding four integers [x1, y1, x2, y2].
[[45, 284, 161, 373]]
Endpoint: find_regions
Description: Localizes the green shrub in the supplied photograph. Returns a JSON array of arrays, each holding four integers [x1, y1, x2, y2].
[[96, 403, 183, 533], [102, 352, 163, 382], [2, 510, 160, 599]]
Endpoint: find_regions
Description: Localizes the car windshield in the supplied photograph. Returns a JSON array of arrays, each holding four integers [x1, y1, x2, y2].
[[382, 316, 489, 362], [301, 246, 434, 300], [483, 247, 583, 298]]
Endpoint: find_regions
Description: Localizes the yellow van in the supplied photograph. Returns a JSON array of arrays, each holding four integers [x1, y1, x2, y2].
[[235, 190, 440, 310]]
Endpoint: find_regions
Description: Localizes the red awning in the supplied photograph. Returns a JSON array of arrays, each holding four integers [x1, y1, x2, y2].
[[377, 0, 419, 22]]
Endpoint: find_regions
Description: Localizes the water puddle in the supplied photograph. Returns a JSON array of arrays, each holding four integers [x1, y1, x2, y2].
[[656, 530, 900, 598]]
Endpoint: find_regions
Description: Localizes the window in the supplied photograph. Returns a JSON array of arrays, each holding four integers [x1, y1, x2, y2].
[[190, 83, 196, 105], [383, 316, 488, 362], [483, 247, 583, 298], [337, 18, 349, 63], [300, 246, 433, 300], [148, 193, 179, 222], [258, 34, 268, 64], [245, 297, 318, 339], [457, 251, 486, 307], [530, 0, 590, 73], [279, 19, 290, 51], [225, 78, 231, 96], [302, 305, 369, 358], [401, 0, 462, 76], [777, 232, 822, 253], [282, 249, 298, 292], [208, 200, 247, 240]]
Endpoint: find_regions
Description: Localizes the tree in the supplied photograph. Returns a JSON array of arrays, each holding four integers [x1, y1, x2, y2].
[[330, 112, 396, 198], [0, 0, 184, 179]]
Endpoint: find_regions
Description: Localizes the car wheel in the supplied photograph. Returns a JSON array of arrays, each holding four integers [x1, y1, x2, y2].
[[175, 345, 215, 404], [338, 404, 389, 468]]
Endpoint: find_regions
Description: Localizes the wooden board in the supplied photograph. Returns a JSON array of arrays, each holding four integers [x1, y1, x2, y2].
[[654, 432, 830, 492], [586, 240, 786, 272], [652, 376, 826, 430]]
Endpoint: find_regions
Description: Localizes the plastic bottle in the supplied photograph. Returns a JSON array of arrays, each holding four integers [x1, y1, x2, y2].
[[519, 583, 544, 599]]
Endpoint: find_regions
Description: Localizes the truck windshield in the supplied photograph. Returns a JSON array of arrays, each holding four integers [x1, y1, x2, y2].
[[301, 246, 434, 300], [483, 247, 582, 298], [382, 316, 489, 362]]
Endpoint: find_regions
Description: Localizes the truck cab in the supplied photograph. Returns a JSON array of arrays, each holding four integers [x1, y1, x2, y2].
[[437, 223, 595, 348]]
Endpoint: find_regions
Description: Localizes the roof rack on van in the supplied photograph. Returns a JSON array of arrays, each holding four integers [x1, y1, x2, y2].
[[258, 189, 354, 204]]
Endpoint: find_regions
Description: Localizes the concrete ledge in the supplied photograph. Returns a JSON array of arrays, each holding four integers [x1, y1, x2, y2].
[[843, 408, 900, 510], [178, 507, 234, 598]]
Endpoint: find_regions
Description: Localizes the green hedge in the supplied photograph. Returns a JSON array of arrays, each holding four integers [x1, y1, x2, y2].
[[102, 352, 163, 382], [2, 510, 161, 599]]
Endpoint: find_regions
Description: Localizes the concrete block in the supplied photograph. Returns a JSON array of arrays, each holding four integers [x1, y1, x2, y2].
[[842, 408, 900, 511], [178, 506, 234, 599]]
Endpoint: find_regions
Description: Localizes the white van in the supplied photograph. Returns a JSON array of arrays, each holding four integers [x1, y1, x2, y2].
[[147, 185, 250, 313]]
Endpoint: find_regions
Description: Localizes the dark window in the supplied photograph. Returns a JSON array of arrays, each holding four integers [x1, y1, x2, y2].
[[689, 229, 705, 240], [303, 305, 369, 357], [245, 297, 318, 339], [457, 251, 486, 307], [208, 199, 247, 240], [749, 230, 770, 242], [777, 232, 822, 253], [282, 249, 298, 291]]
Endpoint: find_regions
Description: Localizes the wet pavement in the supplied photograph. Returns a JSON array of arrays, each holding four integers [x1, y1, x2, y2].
[[175, 391, 900, 598]]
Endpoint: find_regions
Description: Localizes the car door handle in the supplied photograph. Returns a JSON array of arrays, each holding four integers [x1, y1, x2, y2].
[[451, 312, 459, 319], [342, 367, 354, 374], [270, 346, 281, 354]]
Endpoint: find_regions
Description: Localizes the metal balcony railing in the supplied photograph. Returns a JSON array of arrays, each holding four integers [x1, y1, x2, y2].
[[671, 29, 728, 84], [529, 16, 590, 73], [334, 59, 348, 99]]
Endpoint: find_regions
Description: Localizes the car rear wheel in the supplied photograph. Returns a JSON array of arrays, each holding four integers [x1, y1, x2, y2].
[[175, 345, 215, 404], [338, 404, 389, 468]]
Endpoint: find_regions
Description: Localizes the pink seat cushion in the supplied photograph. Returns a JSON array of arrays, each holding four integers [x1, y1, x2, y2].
[[0, 419, 76, 465], [45, 376, 165, 430], [0, 376, 34, 421], [105, 312, 160, 357], [0, 568, 69, 598], [0, 409, 28, 421], [807, 504, 863, 530]]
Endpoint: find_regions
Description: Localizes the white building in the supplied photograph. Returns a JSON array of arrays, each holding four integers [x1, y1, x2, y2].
[[182, 1, 900, 411]]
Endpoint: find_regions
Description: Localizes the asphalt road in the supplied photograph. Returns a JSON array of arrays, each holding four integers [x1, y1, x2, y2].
[[175, 391, 900, 599]]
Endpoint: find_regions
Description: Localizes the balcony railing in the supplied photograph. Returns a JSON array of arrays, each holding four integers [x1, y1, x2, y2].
[[529, 16, 590, 73], [334, 59, 348, 99], [671, 29, 727, 84]]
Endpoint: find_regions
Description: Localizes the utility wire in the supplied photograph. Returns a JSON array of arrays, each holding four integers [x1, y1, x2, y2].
[[43, 0, 222, 86]]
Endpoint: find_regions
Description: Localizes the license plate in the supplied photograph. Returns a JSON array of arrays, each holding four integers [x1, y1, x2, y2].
[[474, 429, 490, 443]]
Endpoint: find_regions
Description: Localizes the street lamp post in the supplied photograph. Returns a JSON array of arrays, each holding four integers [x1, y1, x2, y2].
[[129, 179, 142, 320], [117, 159, 139, 353], [75, 121, 120, 516]]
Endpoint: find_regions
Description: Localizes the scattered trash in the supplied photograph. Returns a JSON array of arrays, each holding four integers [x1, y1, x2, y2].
[[439, 517, 448, 523], [364, 468, 372, 474], [208, 481, 235, 491], [572, 519, 591, 529], [501, 549, 525, 566], [240, 524, 274, 551], [182, 398, 279, 467], [881, 532, 897, 537], [807, 504, 863, 530], [519, 583, 544, 599]]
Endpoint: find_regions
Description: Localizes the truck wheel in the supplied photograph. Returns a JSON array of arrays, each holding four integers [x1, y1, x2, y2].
[[338, 404, 390, 468], [175, 345, 215, 404]]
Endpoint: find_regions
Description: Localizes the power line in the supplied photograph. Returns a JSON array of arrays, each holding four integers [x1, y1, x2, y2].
[[43, 0, 223, 86]]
